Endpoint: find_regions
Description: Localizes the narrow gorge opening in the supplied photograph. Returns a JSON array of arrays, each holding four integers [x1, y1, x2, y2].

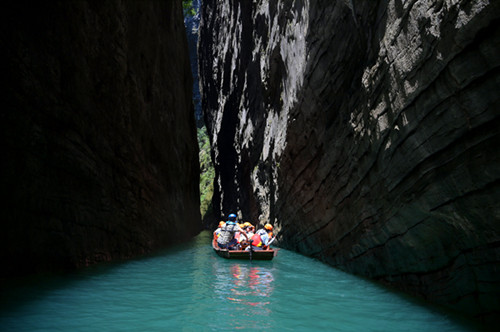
[[1, 0, 498, 328], [183, 0, 215, 228]]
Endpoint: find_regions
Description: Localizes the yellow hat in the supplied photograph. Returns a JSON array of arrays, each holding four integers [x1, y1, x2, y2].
[[264, 224, 273, 231], [219, 221, 225, 227], [243, 222, 251, 227]]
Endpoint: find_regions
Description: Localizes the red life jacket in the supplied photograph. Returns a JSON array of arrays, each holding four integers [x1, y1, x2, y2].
[[251, 233, 262, 247]]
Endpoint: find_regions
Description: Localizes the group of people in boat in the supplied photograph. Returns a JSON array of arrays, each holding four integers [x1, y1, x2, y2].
[[214, 213, 274, 251]]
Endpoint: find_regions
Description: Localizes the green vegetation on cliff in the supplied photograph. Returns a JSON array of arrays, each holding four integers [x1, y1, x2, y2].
[[198, 126, 214, 220], [182, 0, 196, 17]]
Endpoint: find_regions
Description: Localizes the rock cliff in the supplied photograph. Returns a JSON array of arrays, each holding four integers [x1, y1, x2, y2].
[[184, 0, 203, 128], [199, 0, 500, 322], [1, 1, 201, 277]]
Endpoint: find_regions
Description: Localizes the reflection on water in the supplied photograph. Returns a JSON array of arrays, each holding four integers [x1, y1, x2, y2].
[[215, 263, 274, 306], [212, 258, 276, 329]]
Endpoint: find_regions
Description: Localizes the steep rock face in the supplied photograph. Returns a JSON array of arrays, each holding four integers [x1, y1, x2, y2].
[[199, 0, 500, 322], [184, 0, 203, 128], [1, 1, 201, 277]]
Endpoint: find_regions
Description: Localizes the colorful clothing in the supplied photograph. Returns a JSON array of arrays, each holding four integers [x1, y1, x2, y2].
[[248, 229, 271, 250], [217, 221, 244, 248], [213, 227, 222, 240]]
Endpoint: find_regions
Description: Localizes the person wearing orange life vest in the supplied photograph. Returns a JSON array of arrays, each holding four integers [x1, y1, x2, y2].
[[246, 224, 273, 251], [213, 221, 225, 241]]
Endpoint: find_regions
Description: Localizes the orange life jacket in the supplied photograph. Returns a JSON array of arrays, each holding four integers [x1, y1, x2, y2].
[[213, 228, 222, 240], [251, 233, 263, 247]]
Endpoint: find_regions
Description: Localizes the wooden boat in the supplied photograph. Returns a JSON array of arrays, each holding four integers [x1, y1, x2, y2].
[[212, 239, 277, 260]]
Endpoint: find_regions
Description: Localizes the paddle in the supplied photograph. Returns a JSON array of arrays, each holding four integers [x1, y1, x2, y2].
[[243, 231, 252, 261]]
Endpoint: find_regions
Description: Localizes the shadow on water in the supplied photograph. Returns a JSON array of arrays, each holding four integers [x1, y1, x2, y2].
[[332, 260, 495, 331], [0, 230, 209, 313], [272, 248, 491, 332]]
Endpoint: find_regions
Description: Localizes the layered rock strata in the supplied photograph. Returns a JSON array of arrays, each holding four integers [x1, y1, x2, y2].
[[1, 1, 201, 277], [199, 0, 500, 322]]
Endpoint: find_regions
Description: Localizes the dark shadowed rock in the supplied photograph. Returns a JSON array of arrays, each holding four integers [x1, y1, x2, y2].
[[184, 0, 203, 128], [199, 0, 500, 323], [1, 1, 201, 276]]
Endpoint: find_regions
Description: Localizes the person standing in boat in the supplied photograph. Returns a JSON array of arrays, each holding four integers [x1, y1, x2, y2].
[[217, 213, 248, 249], [247, 224, 274, 251]]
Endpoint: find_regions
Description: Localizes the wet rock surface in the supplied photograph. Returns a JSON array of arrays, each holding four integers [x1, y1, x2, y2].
[[1, 1, 201, 276], [199, 0, 500, 322]]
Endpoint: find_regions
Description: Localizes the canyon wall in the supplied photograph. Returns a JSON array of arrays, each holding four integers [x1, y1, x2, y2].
[[1, 1, 201, 277], [199, 0, 500, 322], [184, 0, 203, 128]]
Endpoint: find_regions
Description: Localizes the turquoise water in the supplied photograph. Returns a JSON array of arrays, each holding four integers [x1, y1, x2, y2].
[[0, 231, 483, 331]]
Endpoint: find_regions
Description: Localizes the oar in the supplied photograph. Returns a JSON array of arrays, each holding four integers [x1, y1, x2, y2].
[[245, 232, 252, 261], [249, 241, 253, 261]]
